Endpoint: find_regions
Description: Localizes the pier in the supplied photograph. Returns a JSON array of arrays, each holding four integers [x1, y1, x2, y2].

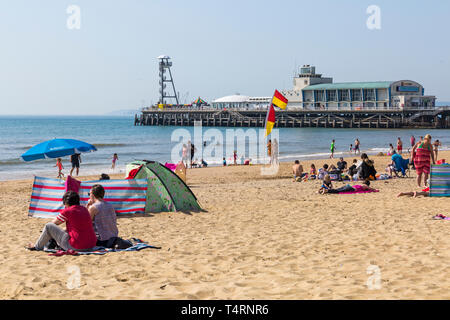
[[135, 107, 450, 129]]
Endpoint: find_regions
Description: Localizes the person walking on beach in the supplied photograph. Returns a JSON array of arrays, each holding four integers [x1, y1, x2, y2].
[[411, 134, 435, 188], [55, 158, 64, 179], [349, 144, 353, 154], [397, 137, 403, 154], [330, 140, 335, 159], [233, 151, 237, 165], [111, 153, 118, 171], [70, 153, 81, 176], [433, 139, 442, 160], [354, 139, 360, 154]]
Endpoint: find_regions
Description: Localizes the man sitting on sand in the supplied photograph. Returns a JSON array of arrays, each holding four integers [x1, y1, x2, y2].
[[292, 160, 305, 181], [337, 157, 347, 172], [27, 191, 97, 251]]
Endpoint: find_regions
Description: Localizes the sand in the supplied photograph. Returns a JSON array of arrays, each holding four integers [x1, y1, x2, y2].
[[0, 151, 449, 300]]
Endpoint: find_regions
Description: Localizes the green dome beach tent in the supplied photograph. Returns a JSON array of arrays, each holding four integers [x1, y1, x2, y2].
[[126, 160, 202, 213]]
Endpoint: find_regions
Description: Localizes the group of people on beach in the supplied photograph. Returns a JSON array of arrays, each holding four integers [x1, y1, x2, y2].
[[54, 153, 119, 179], [26, 181, 130, 252], [293, 152, 377, 184]]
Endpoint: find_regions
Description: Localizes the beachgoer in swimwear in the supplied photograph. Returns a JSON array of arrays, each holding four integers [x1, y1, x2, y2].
[[292, 160, 304, 182], [233, 151, 237, 165], [70, 153, 81, 176], [354, 139, 360, 154], [330, 140, 335, 159], [111, 153, 118, 170], [410, 135, 416, 149], [310, 164, 317, 179], [267, 140, 272, 164], [55, 158, 64, 179], [411, 134, 435, 188], [397, 137, 403, 154], [433, 139, 442, 160]]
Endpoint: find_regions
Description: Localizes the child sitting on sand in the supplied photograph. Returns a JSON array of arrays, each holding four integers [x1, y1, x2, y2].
[[310, 164, 317, 179], [55, 158, 64, 179], [318, 174, 333, 194], [318, 164, 329, 180]]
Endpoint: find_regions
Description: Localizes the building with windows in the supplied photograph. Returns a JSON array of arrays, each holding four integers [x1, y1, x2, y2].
[[283, 65, 436, 110]]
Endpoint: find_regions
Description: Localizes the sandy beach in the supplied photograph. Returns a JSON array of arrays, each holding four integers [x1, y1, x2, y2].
[[0, 151, 449, 300]]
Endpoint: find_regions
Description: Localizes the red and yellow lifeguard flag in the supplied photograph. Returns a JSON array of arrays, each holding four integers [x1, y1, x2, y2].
[[271, 90, 288, 110], [265, 104, 276, 137]]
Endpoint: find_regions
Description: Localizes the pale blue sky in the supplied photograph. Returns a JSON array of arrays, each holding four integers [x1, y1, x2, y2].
[[0, 0, 449, 115]]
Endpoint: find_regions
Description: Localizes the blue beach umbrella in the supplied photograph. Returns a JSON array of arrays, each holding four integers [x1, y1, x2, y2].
[[21, 139, 97, 162]]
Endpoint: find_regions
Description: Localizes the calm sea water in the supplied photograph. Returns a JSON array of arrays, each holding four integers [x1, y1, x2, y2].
[[0, 115, 449, 181]]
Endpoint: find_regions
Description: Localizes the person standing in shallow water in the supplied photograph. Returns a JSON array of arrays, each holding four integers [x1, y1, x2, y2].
[[330, 140, 335, 159], [354, 138, 360, 155], [111, 153, 118, 171]]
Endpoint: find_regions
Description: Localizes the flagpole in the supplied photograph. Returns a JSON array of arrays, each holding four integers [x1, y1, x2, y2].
[[264, 92, 276, 165]]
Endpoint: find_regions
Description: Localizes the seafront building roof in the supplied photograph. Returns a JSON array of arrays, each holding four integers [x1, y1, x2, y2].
[[212, 95, 250, 103], [303, 81, 393, 90]]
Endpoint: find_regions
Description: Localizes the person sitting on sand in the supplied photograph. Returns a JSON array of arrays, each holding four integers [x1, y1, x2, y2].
[[358, 153, 377, 181], [292, 160, 305, 182], [347, 159, 358, 177], [318, 174, 333, 194], [27, 191, 97, 251], [318, 164, 329, 180], [320, 179, 376, 194], [310, 164, 317, 179], [100, 173, 110, 180], [86, 184, 119, 247], [337, 157, 347, 172], [201, 158, 208, 168]]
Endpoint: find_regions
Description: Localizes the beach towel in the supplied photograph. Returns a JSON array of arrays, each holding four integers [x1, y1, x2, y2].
[[44, 239, 161, 256], [64, 175, 81, 193], [429, 164, 450, 197], [79, 179, 148, 215], [338, 190, 379, 194], [29, 176, 66, 218]]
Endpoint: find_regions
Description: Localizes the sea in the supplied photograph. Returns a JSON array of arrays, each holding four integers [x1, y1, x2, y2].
[[0, 115, 449, 181]]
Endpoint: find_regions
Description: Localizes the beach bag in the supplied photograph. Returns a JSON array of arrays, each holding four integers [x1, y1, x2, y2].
[[328, 170, 342, 181], [106, 237, 133, 249]]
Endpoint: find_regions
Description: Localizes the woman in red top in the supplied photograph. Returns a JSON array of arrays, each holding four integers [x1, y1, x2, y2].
[[27, 191, 97, 251]]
